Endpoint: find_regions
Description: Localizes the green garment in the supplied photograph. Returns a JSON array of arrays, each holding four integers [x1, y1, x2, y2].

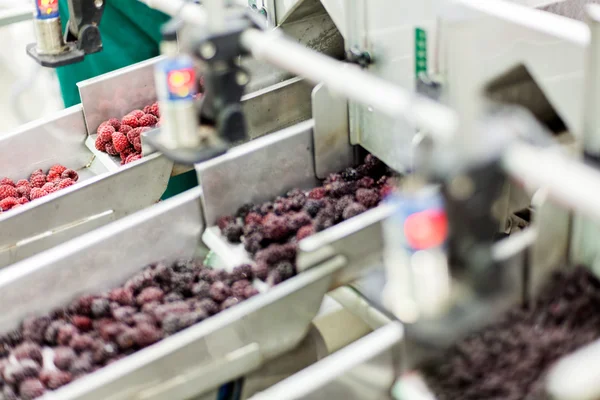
[[56, 0, 169, 108], [56, 1, 196, 200]]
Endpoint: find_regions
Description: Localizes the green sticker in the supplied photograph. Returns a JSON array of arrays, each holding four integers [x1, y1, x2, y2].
[[415, 28, 428, 78]]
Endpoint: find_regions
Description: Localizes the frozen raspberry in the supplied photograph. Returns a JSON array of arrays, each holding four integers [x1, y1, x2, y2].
[[12, 342, 43, 365], [125, 153, 142, 165], [220, 297, 240, 311], [244, 212, 263, 225], [132, 323, 162, 348], [61, 169, 78, 182], [121, 114, 139, 128], [209, 282, 231, 303], [56, 324, 78, 347], [244, 234, 264, 254], [95, 135, 108, 152], [136, 287, 164, 305], [262, 214, 291, 241], [44, 320, 66, 345], [148, 102, 160, 117], [42, 182, 55, 192], [231, 264, 253, 282], [128, 110, 145, 119], [191, 281, 211, 298], [116, 329, 135, 350], [343, 202, 366, 220], [151, 302, 190, 321], [69, 352, 93, 376], [49, 164, 67, 176], [231, 280, 251, 298], [53, 347, 76, 371], [28, 188, 47, 201], [296, 225, 315, 241], [21, 316, 50, 345], [112, 306, 136, 325], [3, 360, 40, 385], [119, 147, 135, 164], [132, 313, 156, 326], [111, 131, 129, 153], [303, 199, 323, 218], [0, 197, 17, 211], [109, 288, 135, 306], [71, 315, 92, 332], [0, 178, 14, 187], [105, 143, 119, 156], [19, 378, 45, 400], [119, 124, 133, 135], [0, 185, 17, 200], [56, 179, 75, 190], [69, 334, 95, 353], [91, 298, 111, 318], [97, 124, 115, 144], [308, 187, 326, 200], [39, 369, 72, 390], [16, 180, 29, 188], [16, 189, 30, 201], [106, 118, 121, 131], [139, 114, 158, 127], [143, 105, 151, 114]]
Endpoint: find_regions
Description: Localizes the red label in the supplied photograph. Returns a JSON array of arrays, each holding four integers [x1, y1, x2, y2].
[[167, 68, 196, 99], [404, 209, 448, 250]]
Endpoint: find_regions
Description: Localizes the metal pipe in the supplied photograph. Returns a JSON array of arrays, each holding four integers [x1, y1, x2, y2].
[[0, 6, 33, 27], [240, 28, 459, 142], [583, 4, 600, 157], [502, 142, 600, 224]]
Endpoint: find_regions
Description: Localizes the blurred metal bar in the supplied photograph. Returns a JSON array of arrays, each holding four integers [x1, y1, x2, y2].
[[583, 4, 600, 157], [0, 6, 33, 27]]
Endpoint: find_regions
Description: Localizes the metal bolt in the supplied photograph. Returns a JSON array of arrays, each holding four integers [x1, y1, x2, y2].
[[94, 0, 103, 7], [235, 71, 249, 86], [448, 175, 474, 200], [200, 42, 217, 60]]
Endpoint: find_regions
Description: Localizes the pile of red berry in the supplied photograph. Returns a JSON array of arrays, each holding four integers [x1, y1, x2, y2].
[[94, 103, 160, 165], [217, 154, 395, 285], [0, 259, 257, 399], [0, 165, 79, 212]]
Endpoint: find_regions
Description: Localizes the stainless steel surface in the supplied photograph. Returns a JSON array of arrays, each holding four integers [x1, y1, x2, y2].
[[244, 77, 314, 140], [584, 4, 600, 155], [33, 17, 66, 55], [311, 83, 353, 179], [297, 204, 396, 289], [249, 322, 402, 400], [0, 187, 347, 399], [541, 0, 600, 20], [240, 28, 459, 142], [274, 0, 323, 25], [197, 120, 318, 227], [0, 6, 33, 27]]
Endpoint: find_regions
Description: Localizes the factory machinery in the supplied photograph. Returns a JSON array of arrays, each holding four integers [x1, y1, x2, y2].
[[0, 0, 600, 399]]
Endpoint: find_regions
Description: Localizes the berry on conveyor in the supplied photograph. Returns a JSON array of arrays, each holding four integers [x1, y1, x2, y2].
[[12, 343, 42, 365], [231, 280, 251, 298], [132, 324, 162, 348], [191, 281, 211, 298], [71, 316, 92, 333], [39, 369, 72, 390], [0, 198, 17, 211], [119, 124, 133, 135], [21, 317, 50, 346], [44, 321, 66, 346], [251, 262, 269, 281], [342, 202, 367, 220], [53, 347, 76, 372], [69, 334, 95, 353], [209, 282, 231, 303], [97, 124, 115, 144], [69, 352, 93, 376], [220, 297, 240, 311], [104, 143, 118, 156], [231, 264, 253, 282], [0, 185, 17, 200], [136, 287, 164, 305], [121, 114, 139, 129], [222, 222, 244, 243], [128, 110, 145, 119], [138, 114, 157, 127], [106, 118, 121, 131], [244, 286, 259, 299], [296, 225, 315, 241], [108, 288, 135, 306], [3, 360, 40, 386], [0, 178, 14, 187], [148, 103, 160, 118], [28, 189, 46, 201], [112, 132, 129, 153], [18, 378, 44, 400], [56, 325, 77, 347], [61, 169, 78, 182]]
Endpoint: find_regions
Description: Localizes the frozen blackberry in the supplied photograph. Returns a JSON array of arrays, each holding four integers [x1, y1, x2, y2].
[[69, 352, 93, 376], [355, 188, 380, 208], [164, 292, 184, 303], [39, 369, 72, 390], [170, 272, 194, 297], [91, 340, 118, 364], [150, 262, 172, 285], [3, 360, 40, 385], [244, 212, 263, 226], [314, 212, 334, 232], [108, 288, 135, 306], [116, 329, 136, 351], [71, 315, 92, 332], [112, 306, 137, 325], [0, 343, 10, 359], [132, 313, 156, 327], [252, 262, 269, 281], [244, 286, 259, 299], [262, 214, 290, 241], [357, 176, 375, 189], [53, 347, 76, 371], [303, 199, 323, 218], [191, 281, 211, 298], [136, 287, 164, 305], [220, 297, 240, 311], [222, 222, 244, 243], [255, 243, 297, 265], [296, 225, 315, 241], [69, 334, 95, 353], [69, 295, 96, 316], [274, 261, 295, 281], [260, 202, 274, 215], [124, 270, 155, 294], [341, 167, 360, 181], [12, 342, 42, 365], [196, 299, 219, 316], [209, 282, 231, 303], [18, 378, 45, 400], [267, 270, 283, 286], [98, 322, 126, 342], [216, 216, 234, 231], [342, 202, 367, 220], [244, 232, 265, 255], [132, 323, 162, 348], [231, 280, 251, 298], [161, 311, 205, 335], [91, 298, 111, 319], [152, 302, 190, 322], [324, 173, 342, 184], [44, 320, 66, 346], [56, 324, 78, 346], [287, 212, 311, 232], [236, 203, 254, 219], [231, 264, 253, 282], [197, 268, 219, 284], [21, 316, 51, 345], [334, 195, 354, 221], [326, 181, 355, 198]]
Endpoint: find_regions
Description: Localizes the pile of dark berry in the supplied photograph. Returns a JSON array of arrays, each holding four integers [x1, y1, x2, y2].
[[0, 165, 79, 212], [94, 103, 160, 165], [0, 259, 257, 399], [423, 266, 600, 400], [217, 154, 394, 285]]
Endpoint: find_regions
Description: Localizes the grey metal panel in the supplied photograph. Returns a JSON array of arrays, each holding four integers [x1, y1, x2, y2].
[[196, 120, 319, 226]]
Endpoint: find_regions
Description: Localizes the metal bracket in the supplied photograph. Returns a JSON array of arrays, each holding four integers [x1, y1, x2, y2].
[[311, 83, 354, 179]]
